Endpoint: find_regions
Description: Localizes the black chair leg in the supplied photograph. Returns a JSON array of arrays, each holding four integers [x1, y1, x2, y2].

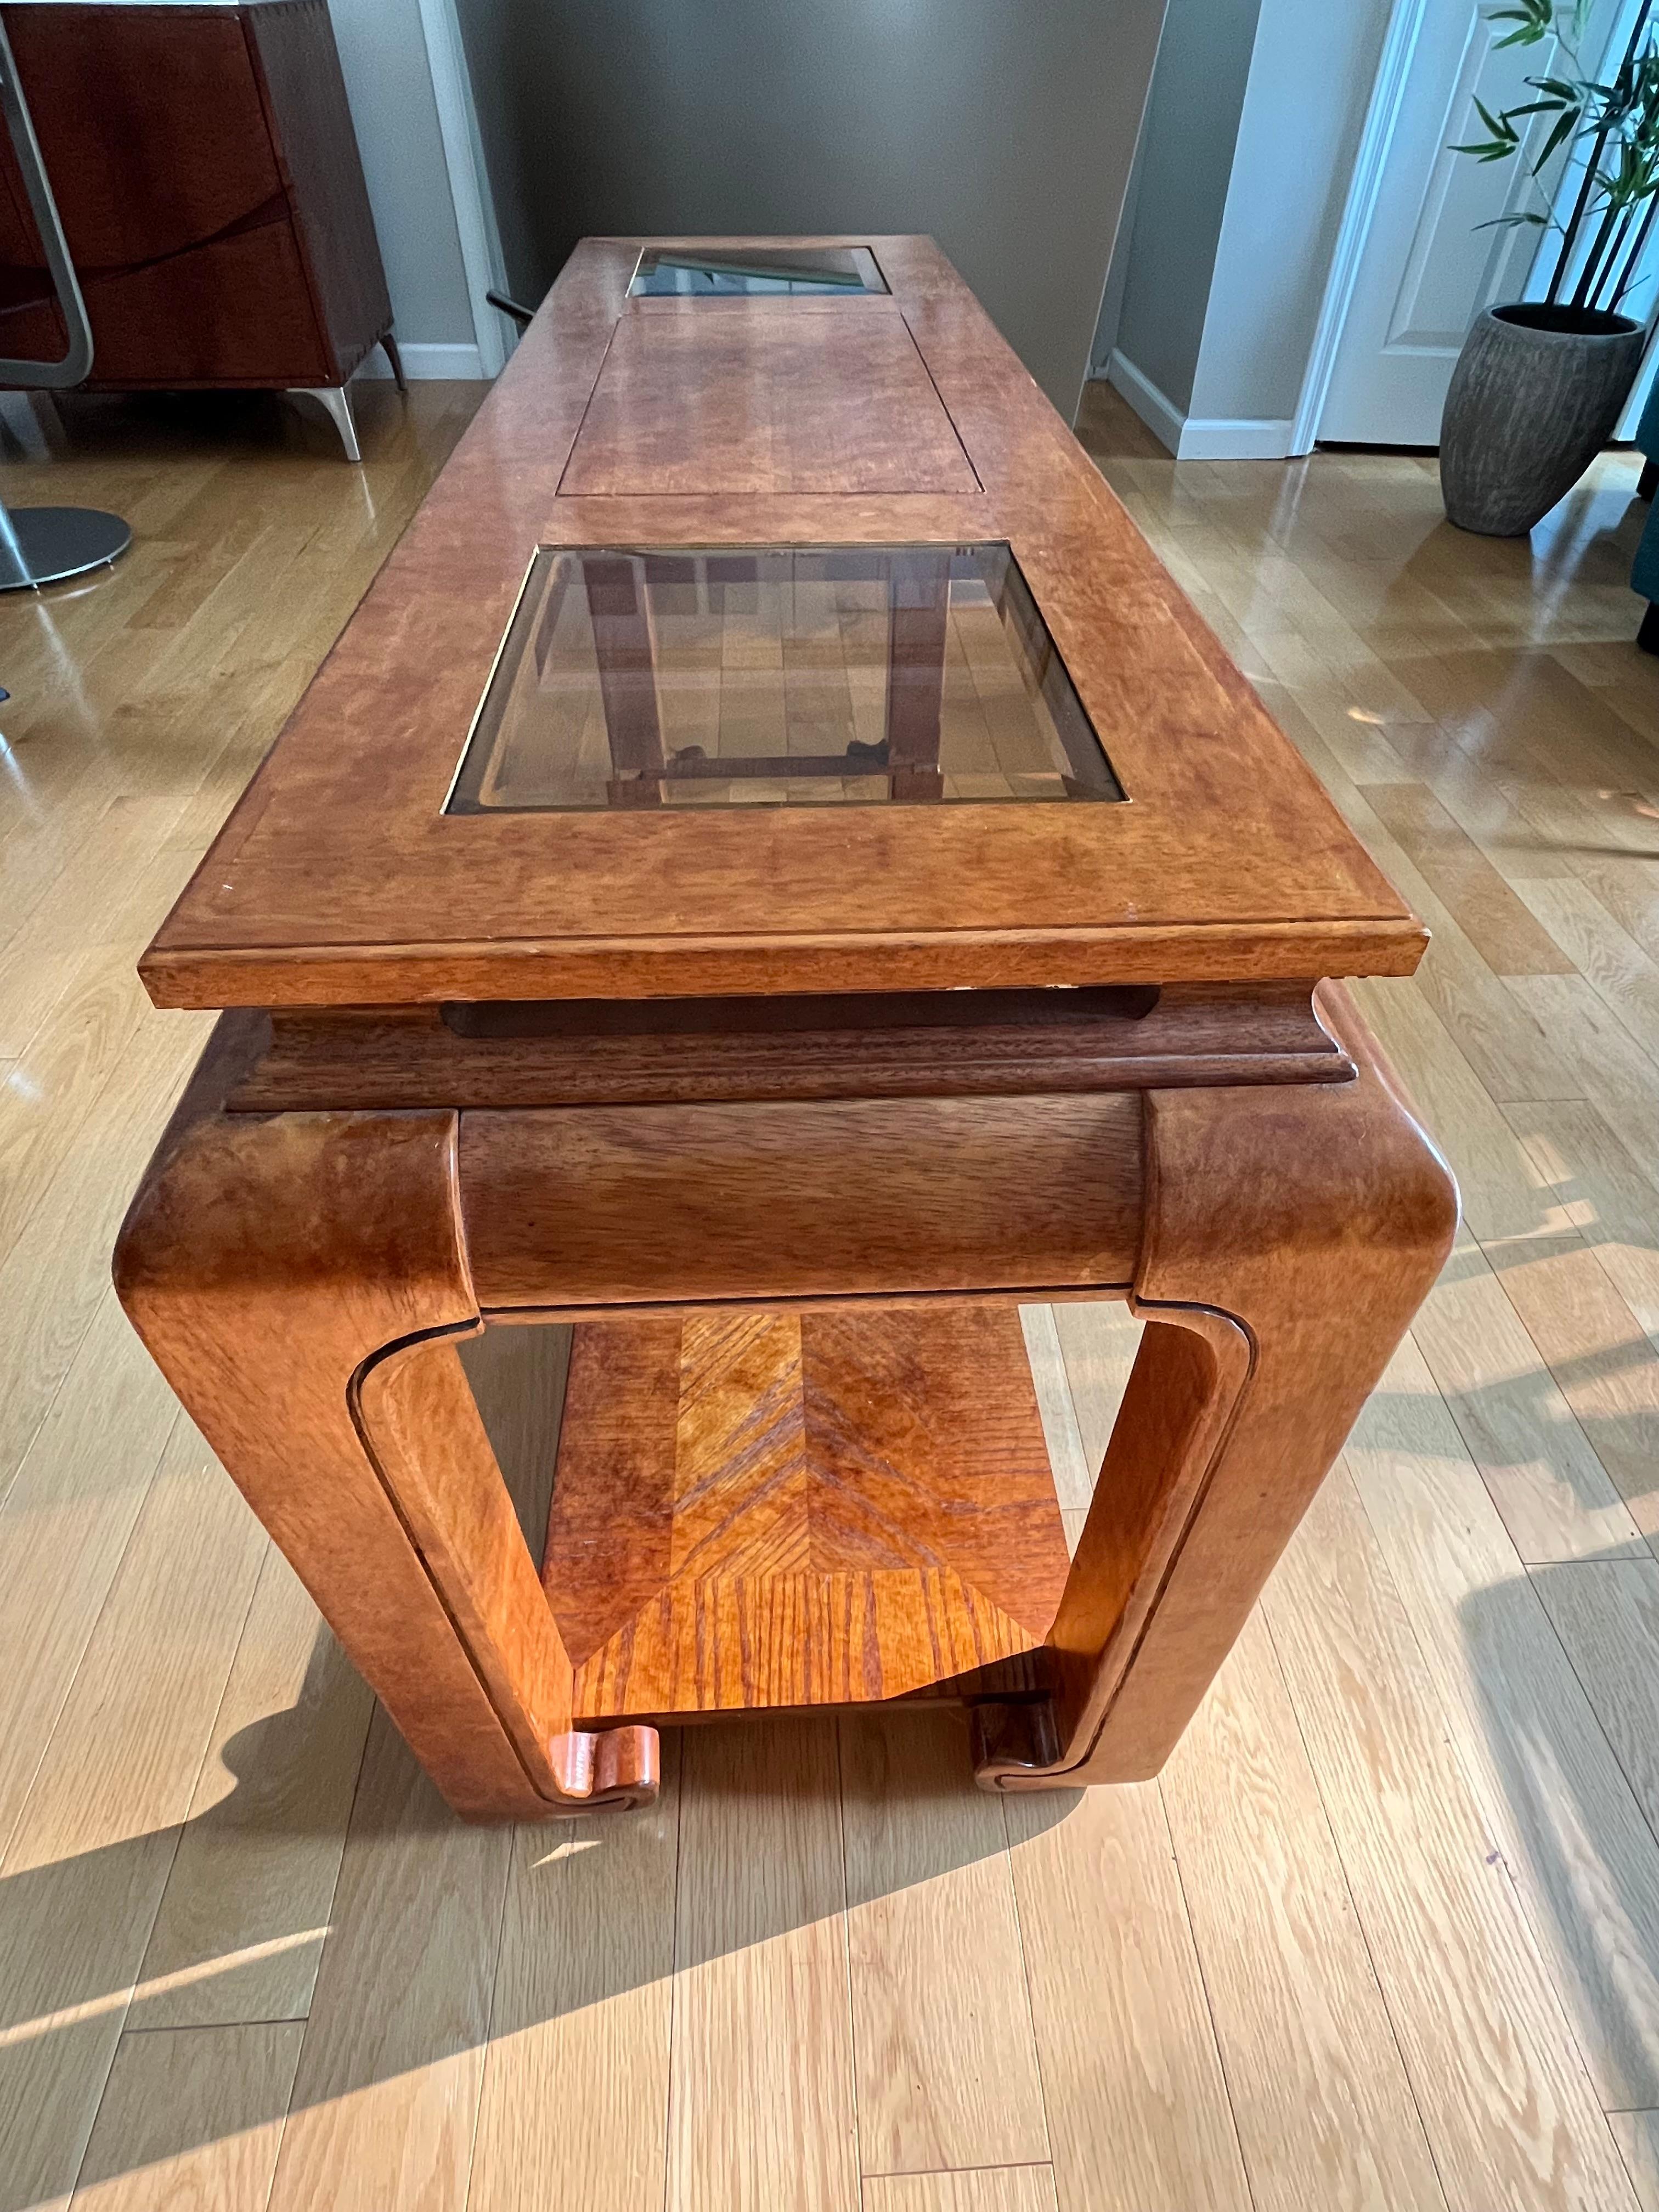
[[1638, 601, 1659, 653], [381, 331, 408, 394], [1640, 456, 1658, 500]]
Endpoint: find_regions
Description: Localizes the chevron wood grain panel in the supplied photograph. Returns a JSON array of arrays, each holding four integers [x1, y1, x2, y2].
[[543, 1304, 1071, 1717]]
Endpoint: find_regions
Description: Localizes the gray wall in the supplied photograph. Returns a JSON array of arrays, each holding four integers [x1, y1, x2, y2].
[[451, 0, 1166, 416], [330, 0, 476, 349], [1110, 0, 1262, 415]]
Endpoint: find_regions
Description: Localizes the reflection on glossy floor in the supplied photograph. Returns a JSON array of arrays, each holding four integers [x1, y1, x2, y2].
[[6, 375, 1659, 2209]]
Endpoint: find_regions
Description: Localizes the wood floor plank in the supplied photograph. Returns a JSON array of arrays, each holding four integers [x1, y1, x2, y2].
[[134, 1546, 374, 2031], [1409, 1233, 1646, 1564], [840, 1707, 1048, 2177], [1266, 1469, 1638, 2211], [0, 794, 188, 1058], [0, 1296, 178, 1859], [1508, 975, 1659, 1188], [668, 1717, 858, 2212], [1480, 1229, 1659, 1553], [1612, 2112, 1659, 2212], [264, 1706, 513, 2212], [1263, 704, 1578, 1106], [1533, 1559, 1659, 1842], [0, 1423, 268, 2212], [467, 1735, 681, 2212], [1353, 974, 1553, 1240], [1018, 1306, 1091, 1512], [1569, 843, 1659, 971], [1049, 1300, 1140, 1486], [69, 2022, 302, 2211], [1160, 1610, 1444, 2212], [862, 2170, 1058, 2212], [0, 1006, 210, 1502], [0, 960, 149, 1266], [1505, 1099, 1659, 1347], [1362, 782, 1576, 977], [1510, 875, 1659, 1059], [1006, 1778, 1250, 2212], [1347, 1333, 1659, 2111]]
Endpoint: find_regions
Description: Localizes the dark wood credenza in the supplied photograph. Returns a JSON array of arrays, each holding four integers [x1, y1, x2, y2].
[[0, 0, 398, 456]]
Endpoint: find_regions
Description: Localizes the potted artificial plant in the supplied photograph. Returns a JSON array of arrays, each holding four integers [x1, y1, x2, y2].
[[1442, 0, 1658, 534]]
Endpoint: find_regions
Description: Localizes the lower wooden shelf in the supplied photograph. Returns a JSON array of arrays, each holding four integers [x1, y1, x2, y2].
[[541, 1303, 1071, 1722]]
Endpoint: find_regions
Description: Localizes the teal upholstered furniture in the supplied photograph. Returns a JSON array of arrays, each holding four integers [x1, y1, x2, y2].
[[1629, 379, 1659, 648]]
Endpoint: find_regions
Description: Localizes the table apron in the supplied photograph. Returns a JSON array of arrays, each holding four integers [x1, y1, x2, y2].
[[456, 1092, 1146, 1309]]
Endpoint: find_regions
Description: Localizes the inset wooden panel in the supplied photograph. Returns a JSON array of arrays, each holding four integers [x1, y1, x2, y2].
[[561, 297, 980, 494], [543, 1304, 1071, 1718]]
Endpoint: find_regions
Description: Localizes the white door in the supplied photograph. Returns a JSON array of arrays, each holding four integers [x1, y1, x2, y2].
[[1318, 0, 1618, 444]]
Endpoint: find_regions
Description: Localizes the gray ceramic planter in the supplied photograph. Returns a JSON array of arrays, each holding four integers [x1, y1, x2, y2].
[[1440, 303, 1645, 536]]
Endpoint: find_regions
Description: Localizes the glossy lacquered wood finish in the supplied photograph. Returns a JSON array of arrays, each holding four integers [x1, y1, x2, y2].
[[139, 235, 1424, 1007], [0, 0, 391, 391], [230, 981, 1356, 1111], [458, 1093, 1143, 1311], [24, 374, 1658, 2203], [112, 1014, 657, 1821], [974, 986, 1459, 1791], [544, 1306, 1070, 1718], [558, 297, 980, 494], [112, 251, 1451, 1824]]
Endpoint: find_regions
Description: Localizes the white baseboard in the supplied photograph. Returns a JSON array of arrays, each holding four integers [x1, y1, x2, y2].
[[1105, 348, 1183, 455], [1177, 415, 1295, 461], [1105, 349, 1294, 461], [357, 341, 486, 382]]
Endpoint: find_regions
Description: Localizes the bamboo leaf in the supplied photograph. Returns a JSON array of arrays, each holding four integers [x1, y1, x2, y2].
[[1533, 108, 1582, 169], [1469, 96, 1520, 149]]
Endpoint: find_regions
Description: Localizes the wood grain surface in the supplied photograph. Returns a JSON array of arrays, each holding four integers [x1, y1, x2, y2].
[[139, 235, 1425, 1005], [977, 983, 1459, 1791], [111, 1014, 648, 1820], [232, 982, 1355, 1111], [0, 0, 388, 390], [559, 297, 979, 495], [5, 376, 1659, 2211], [545, 1305, 1071, 1716], [461, 1091, 1143, 1311]]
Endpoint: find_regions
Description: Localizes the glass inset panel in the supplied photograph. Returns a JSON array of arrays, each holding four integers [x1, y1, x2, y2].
[[628, 245, 887, 296], [445, 544, 1125, 813]]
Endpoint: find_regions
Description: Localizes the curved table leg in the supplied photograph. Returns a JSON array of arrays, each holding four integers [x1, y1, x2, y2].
[[114, 1014, 657, 1822], [977, 984, 1458, 1791]]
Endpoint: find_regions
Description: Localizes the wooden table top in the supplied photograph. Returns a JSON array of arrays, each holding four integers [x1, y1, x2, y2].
[[140, 236, 1426, 1009]]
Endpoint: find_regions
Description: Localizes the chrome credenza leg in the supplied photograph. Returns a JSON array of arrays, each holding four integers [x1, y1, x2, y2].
[[288, 383, 362, 463]]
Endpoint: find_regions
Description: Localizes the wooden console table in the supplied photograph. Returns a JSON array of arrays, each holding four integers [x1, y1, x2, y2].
[[115, 237, 1458, 1821]]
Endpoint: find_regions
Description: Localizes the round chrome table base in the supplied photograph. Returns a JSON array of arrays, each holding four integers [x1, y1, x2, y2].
[[0, 505, 131, 590]]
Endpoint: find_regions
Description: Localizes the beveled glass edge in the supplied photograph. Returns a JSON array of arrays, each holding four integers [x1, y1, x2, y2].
[[625, 244, 889, 297], [441, 539, 1126, 815], [439, 544, 546, 816]]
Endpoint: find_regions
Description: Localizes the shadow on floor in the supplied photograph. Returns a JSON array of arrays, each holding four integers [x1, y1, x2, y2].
[[0, 1646, 1079, 2210]]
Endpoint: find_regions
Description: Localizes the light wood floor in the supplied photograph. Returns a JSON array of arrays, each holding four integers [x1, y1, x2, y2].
[[5, 373, 1659, 2211]]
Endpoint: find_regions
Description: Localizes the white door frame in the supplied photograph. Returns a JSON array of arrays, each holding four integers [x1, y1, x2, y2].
[[1289, 0, 1429, 454], [414, 0, 517, 380], [1292, 0, 1646, 452]]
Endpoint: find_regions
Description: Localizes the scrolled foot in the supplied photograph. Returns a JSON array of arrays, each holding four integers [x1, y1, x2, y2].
[[969, 1700, 1060, 1792], [549, 1725, 661, 1810]]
